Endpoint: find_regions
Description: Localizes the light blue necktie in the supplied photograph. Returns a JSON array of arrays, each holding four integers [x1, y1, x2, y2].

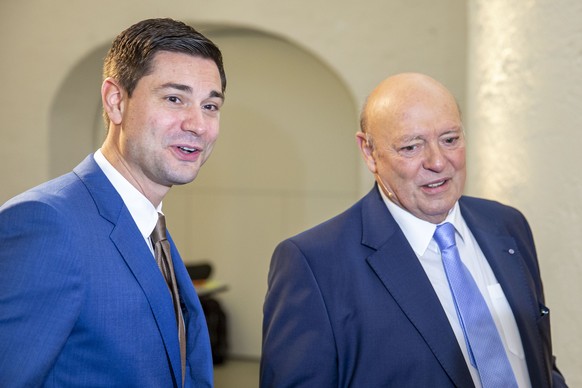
[[434, 222, 518, 388]]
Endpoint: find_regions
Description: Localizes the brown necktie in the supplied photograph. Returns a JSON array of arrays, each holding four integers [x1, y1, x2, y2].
[[151, 213, 186, 387]]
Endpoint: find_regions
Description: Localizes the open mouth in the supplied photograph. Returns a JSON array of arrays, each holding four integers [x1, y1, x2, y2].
[[177, 146, 198, 154], [426, 180, 446, 188]]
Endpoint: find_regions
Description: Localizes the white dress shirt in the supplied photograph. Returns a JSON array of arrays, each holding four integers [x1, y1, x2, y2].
[[379, 190, 531, 388], [94, 149, 161, 255]]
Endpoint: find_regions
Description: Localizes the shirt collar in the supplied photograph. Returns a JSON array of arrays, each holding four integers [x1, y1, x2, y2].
[[94, 149, 161, 239], [379, 188, 465, 256]]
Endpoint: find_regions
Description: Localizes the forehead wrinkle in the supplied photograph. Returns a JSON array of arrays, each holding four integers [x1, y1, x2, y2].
[[156, 82, 193, 93]]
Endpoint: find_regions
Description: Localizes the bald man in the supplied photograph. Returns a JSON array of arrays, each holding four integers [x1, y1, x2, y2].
[[260, 73, 566, 387]]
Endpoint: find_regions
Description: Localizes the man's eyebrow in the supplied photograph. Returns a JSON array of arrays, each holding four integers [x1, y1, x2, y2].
[[441, 126, 464, 135], [210, 90, 225, 101], [395, 134, 424, 143]]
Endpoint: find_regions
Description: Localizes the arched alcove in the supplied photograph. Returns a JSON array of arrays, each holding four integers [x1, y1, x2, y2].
[[49, 43, 109, 177], [49, 25, 360, 358]]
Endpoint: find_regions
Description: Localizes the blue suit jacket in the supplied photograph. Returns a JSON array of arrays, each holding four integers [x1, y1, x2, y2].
[[0, 155, 212, 387], [261, 186, 566, 387]]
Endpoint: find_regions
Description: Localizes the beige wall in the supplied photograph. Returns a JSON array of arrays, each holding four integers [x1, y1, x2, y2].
[[5, 0, 578, 384]]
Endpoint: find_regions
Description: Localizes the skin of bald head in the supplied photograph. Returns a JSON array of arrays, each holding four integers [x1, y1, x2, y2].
[[356, 73, 466, 224]]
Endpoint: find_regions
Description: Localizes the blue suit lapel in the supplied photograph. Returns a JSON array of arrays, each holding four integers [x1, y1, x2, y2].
[[362, 187, 474, 388], [110, 215, 183, 382], [73, 155, 183, 383]]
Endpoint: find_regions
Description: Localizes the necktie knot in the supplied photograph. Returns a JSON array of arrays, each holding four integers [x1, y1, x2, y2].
[[434, 222, 456, 251], [151, 213, 167, 244]]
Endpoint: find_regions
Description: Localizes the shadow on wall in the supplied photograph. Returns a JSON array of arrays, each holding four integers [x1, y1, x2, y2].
[[49, 43, 108, 178]]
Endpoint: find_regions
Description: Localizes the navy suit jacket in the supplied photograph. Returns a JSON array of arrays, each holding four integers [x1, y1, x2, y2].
[[261, 186, 566, 387], [0, 155, 212, 387]]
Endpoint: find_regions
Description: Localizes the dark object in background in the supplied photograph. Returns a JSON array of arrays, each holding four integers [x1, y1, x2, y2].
[[200, 297, 228, 364], [186, 263, 212, 281], [186, 263, 228, 365]]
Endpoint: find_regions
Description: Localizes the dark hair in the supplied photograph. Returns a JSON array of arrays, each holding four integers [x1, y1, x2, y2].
[[102, 18, 226, 127]]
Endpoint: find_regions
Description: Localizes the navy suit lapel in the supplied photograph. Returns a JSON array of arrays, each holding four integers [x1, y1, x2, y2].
[[362, 187, 474, 388], [459, 199, 551, 387], [73, 155, 183, 383], [459, 203, 532, 315]]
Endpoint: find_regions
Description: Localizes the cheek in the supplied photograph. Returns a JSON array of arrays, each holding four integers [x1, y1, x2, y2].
[[209, 125, 220, 142], [382, 167, 415, 195], [202, 128, 219, 154], [390, 159, 419, 182], [451, 149, 466, 169], [456, 169, 467, 191], [125, 110, 159, 139], [378, 155, 400, 176], [203, 124, 220, 150]]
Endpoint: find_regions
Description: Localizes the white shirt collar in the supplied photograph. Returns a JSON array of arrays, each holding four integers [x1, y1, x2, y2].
[[93, 149, 161, 239], [378, 187, 465, 256]]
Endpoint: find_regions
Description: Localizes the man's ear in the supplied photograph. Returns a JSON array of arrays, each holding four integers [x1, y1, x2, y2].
[[101, 77, 124, 125], [356, 131, 377, 174]]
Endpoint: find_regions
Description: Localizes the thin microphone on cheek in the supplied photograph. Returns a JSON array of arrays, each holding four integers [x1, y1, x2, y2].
[[374, 173, 394, 200]]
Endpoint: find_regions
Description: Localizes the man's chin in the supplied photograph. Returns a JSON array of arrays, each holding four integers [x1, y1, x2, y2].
[[417, 202, 458, 223], [166, 170, 200, 186]]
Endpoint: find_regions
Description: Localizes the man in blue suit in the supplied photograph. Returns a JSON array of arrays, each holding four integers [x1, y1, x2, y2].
[[0, 18, 226, 387], [261, 73, 567, 387]]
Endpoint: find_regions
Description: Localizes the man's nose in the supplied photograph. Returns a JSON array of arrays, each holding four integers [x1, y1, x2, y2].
[[422, 143, 446, 171], [182, 107, 206, 135]]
